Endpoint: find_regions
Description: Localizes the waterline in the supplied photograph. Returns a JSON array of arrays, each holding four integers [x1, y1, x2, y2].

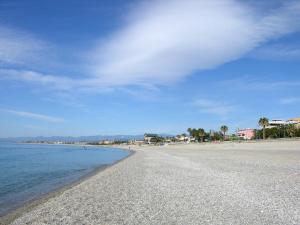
[[0, 142, 129, 216]]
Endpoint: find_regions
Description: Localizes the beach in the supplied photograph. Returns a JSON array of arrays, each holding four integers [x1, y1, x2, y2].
[[3, 140, 300, 225]]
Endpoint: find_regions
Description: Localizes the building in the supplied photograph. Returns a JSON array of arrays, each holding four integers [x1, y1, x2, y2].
[[188, 136, 196, 142], [144, 133, 158, 144], [289, 117, 300, 123], [267, 119, 300, 129], [175, 135, 187, 142], [267, 119, 287, 128], [287, 118, 300, 128], [99, 140, 112, 145], [236, 129, 255, 140], [132, 140, 144, 145]]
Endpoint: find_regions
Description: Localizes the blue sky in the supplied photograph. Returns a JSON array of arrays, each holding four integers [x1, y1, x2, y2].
[[0, 0, 300, 137]]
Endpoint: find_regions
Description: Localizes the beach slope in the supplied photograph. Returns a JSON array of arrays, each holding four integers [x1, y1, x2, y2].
[[7, 140, 300, 225]]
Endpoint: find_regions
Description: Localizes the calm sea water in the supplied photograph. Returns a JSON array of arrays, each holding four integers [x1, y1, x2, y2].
[[0, 142, 129, 216]]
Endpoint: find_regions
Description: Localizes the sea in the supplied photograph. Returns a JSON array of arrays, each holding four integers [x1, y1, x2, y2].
[[0, 142, 130, 216]]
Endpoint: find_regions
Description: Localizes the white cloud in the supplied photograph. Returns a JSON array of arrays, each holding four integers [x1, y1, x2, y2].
[[89, 0, 300, 87], [0, 68, 119, 92], [0, 68, 76, 90], [1, 0, 300, 91], [0, 108, 65, 123], [0, 25, 47, 65], [192, 99, 235, 116]]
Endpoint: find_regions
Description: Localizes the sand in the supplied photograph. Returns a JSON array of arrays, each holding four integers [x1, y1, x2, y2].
[[4, 140, 300, 225]]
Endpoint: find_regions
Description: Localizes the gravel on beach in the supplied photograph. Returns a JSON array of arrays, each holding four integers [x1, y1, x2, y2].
[[9, 141, 300, 225]]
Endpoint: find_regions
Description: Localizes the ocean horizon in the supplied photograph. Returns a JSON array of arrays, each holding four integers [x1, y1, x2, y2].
[[0, 142, 129, 216]]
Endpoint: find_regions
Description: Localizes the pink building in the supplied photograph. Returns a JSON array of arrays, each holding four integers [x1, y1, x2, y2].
[[237, 129, 255, 140]]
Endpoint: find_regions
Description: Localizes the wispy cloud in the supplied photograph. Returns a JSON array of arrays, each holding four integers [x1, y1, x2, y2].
[[251, 44, 300, 61], [88, 0, 300, 87], [0, 68, 105, 95], [279, 97, 300, 105], [222, 76, 300, 91], [0, 108, 65, 123], [42, 96, 86, 109], [0, 69, 76, 90], [0, 25, 48, 65], [1, 0, 300, 91], [192, 99, 235, 116]]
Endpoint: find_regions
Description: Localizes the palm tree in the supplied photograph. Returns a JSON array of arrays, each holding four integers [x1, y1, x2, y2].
[[187, 128, 192, 137], [220, 125, 228, 141], [258, 117, 269, 140], [286, 124, 296, 138], [198, 128, 205, 142], [191, 128, 198, 139]]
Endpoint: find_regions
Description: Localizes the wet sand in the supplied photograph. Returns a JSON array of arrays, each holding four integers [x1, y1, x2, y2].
[[3, 140, 300, 225]]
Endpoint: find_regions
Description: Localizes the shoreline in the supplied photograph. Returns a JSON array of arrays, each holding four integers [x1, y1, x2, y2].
[[16, 137, 300, 152], [0, 148, 135, 225], [3, 140, 300, 224]]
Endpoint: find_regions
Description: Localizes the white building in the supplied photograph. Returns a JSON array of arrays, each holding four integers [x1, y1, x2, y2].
[[267, 119, 299, 128]]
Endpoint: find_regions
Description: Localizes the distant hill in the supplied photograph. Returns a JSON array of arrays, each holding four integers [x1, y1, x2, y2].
[[0, 134, 173, 143]]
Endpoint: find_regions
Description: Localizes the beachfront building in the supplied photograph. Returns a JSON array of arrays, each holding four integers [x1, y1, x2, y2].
[[164, 138, 172, 143], [189, 136, 196, 142], [99, 140, 113, 145], [175, 135, 195, 142], [236, 129, 255, 140], [144, 133, 159, 144], [176, 135, 186, 142], [267, 119, 300, 129], [267, 119, 287, 128], [133, 140, 144, 145], [287, 118, 300, 128]]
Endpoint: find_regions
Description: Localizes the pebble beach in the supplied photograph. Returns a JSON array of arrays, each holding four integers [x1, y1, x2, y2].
[[3, 140, 300, 225]]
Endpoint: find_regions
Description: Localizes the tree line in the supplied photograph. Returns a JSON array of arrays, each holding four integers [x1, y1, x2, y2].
[[258, 117, 300, 139], [185, 117, 300, 143], [187, 125, 229, 142]]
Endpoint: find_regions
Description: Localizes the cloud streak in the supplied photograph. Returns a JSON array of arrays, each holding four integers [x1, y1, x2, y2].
[[0, 25, 47, 65], [279, 97, 300, 105], [89, 0, 300, 87], [251, 44, 300, 61], [0, 108, 65, 123], [1, 0, 300, 91], [0, 68, 120, 93], [192, 99, 235, 116], [222, 76, 300, 91]]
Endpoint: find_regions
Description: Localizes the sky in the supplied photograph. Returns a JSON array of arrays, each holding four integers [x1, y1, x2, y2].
[[0, 0, 300, 137]]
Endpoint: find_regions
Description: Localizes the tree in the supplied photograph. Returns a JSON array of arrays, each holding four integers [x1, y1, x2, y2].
[[286, 124, 296, 137], [198, 128, 205, 142], [187, 128, 192, 136], [220, 125, 229, 141], [191, 129, 198, 140], [258, 117, 269, 140], [150, 136, 164, 143]]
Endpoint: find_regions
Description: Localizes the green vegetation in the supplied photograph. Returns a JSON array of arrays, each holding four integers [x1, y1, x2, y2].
[[209, 131, 223, 141], [149, 136, 165, 143], [255, 124, 300, 139], [220, 125, 228, 140], [187, 127, 227, 142], [187, 128, 206, 142], [258, 117, 269, 140]]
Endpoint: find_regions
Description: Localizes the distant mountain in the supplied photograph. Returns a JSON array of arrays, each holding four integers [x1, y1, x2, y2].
[[0, 135, 147, 142], [0, 134, 172, 143]]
